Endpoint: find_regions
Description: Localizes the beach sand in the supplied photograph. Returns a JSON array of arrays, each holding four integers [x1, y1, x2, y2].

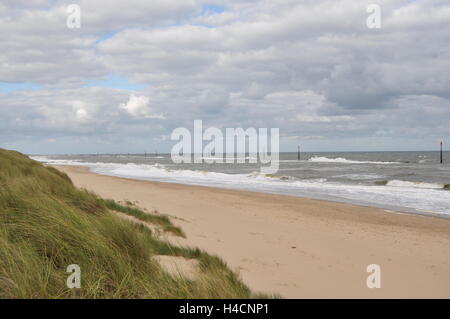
[[54, 165, 450, 298]]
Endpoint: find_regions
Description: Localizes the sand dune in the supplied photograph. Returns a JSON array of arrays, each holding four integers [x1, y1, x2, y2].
[[55, 165, 450, 298]]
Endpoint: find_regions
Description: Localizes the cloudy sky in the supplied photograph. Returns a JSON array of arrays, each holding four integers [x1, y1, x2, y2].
[[1, 0, 449, 154]]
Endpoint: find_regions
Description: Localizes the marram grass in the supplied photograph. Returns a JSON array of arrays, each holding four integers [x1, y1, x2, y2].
[[0, 149, 270, 299], [103, 199, 186, 238]]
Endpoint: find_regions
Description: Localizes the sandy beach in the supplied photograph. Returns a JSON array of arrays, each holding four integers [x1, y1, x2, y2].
[[54, 165, 450, 298]]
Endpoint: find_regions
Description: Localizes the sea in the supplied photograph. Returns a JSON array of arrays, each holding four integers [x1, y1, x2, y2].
[[31, 151, 450, 217]]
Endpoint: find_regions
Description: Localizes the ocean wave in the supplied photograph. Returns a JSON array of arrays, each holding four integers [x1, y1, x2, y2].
[[248, 172, 293, 181], [308, 156, 401, 164], [30, 156, 76, 165], [31, 157, 450, 215], [200, 156, 258, 161], [386, 180, 446, 190], [333, 174, 386, 180], [32, 157, 292, 184]]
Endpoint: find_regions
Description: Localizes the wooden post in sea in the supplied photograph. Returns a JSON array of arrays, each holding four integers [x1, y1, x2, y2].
[[297, 145, 301, 161], [441, 141, 443, 164]]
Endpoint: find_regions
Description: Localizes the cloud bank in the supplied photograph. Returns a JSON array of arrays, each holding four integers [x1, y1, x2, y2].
[[1, 0, 449, 153]]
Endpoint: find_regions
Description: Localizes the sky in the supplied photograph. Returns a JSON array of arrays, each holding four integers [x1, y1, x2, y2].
[[0, 0, 449, 154]]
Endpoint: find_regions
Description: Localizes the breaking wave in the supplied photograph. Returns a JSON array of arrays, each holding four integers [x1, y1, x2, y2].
[[308, 156, 401, 164], [386, 180, 447, 190]]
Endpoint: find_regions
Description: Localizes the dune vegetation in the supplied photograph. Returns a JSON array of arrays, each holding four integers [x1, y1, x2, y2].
[[0, 149, 267, 298]]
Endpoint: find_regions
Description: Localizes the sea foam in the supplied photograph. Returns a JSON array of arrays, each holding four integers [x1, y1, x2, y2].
[[308, 156, 401, 164]]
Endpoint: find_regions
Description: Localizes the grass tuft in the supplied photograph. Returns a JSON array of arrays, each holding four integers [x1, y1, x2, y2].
[[103, 199, 185, 237]]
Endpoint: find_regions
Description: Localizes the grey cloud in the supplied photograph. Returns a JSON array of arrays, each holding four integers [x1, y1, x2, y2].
[[1, 0, 450, 153]]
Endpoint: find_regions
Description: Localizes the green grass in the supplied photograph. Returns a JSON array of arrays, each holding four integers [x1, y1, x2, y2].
[[103, 199, 185, 238], [0, 149, 270, 299]]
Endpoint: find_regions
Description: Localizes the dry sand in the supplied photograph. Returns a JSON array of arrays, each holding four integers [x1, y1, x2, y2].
[[55, 165, 450, 298]]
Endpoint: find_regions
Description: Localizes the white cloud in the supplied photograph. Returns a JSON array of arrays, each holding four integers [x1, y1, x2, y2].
[[72, 101, 91, 122], [119, 94, 165, 119]]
